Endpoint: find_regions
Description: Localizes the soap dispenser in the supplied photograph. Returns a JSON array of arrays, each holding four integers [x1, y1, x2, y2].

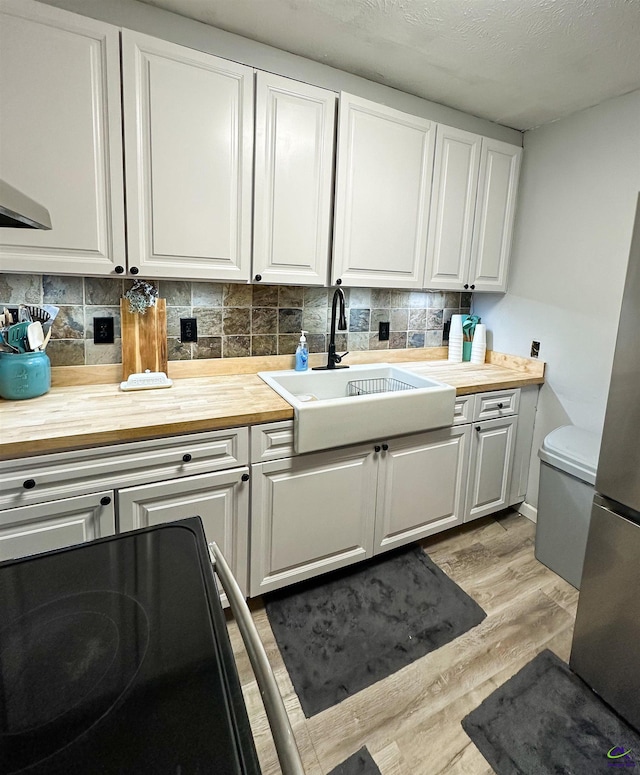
[[295, 330, 309, 371]]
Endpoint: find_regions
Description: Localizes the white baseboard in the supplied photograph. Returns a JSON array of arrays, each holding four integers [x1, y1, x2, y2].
[[517, 501, 538, 523]]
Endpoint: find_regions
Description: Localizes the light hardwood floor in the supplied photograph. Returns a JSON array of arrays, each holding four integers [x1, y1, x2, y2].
[[226, 511, 579, 774]]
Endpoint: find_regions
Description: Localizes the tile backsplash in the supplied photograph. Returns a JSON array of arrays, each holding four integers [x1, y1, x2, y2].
[[0, 274, 471, 367]]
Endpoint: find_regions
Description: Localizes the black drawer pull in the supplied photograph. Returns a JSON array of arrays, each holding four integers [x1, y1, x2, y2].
[[100, 496, 111, 506], [241, 473, 250, 482], [23, 479, 36, 490], [130, 266, 139, 275], [114, 265, 124, 274], [182, 453, 192, 463], [497, 402, 504, 409], [254, 274, 262, 281]]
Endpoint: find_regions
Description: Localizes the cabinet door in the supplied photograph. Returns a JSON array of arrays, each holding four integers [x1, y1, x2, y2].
[[250, 445, 378, 596], [468, 138, 522, 292], [331, 93, 435, 289], [466, 416, 517, 522], [253, 72, 335, 286], [118, 468, 250, 593], [424, 126, 481, 290], [122, 30, 254, 281], [374, 426, 470, 553], [0, 0, 125, 275], [0, 491, 115, 562]]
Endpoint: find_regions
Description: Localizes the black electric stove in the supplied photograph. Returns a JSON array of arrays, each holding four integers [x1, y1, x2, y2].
[[0, 518, 260, 774]]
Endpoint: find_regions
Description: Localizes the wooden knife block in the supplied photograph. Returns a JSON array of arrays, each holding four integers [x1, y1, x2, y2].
[[120, 298, 168, 380]]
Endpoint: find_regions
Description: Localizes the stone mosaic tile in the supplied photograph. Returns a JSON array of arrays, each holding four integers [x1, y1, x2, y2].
[[192, 281, 223, 307], [0, 273, 42, 305], [224, 284, 252, 307], [304, 287, 328, 308], [223, 335, 251, 357], [334, 332, 348, 351], [302, 307, 327, 334], [43, 275, 83, 304], [251, 335, 278, 356], [193, 307, 222, 336], [368, 333, 389, 350], [390, 308, 409, 332], [85, 340, 121, 365], [160, 280, 191, 306], [347, 332, 369, 350], [389, 331, 407, 349], [408, 308, 426, 330], [279, 286, 304, 308], [252, 307, 278, 335], [408, 331, 425, 348], [168, 338, 193, 360], [349, 309, 370, 332], [408, 291, 428, 308], [166, 306, 192, 338], [370, 308, 390, 331], [426, 329, 444, 347], [53, 306, 84, 339], [427, 291, 446, 308], [444, 292, 461, 308], [194, 337, 222, 359], [252, 284, 279, 307], [46, 339, 84, 366], [461, 292, 473, 307], [278, 308, 303, 334], [389, 290, 410, 307], [307, 333, 326, 353], [84, 277, 122, 306], [427, 309, 444, 329], [278, 334, 299, 355], [84, 307, 120, 339], [371, 288, 391, 308], [223, 307, 251, 335], [349, 288, 371, 308]]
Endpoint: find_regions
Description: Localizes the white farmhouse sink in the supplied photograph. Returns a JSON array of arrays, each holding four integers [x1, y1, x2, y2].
[[259, 363, 455, 453]]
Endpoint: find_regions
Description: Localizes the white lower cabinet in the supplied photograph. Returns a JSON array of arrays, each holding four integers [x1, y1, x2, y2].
[[465, 415, 517, 522], [375, 426, 470, 553], [0, 491, 115, 562], [250, 445, 378, 596], [118, 468, 250, 594]]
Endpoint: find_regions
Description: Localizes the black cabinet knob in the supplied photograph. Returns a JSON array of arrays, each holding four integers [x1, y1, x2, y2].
[[254, 274, 262, 282], [182, 453, 192, 463], [470, 284, 475, 290], [114, 265, 124, 274], [241, 473, 250, 482], [100, 496, 111, 506], [463, 284, 469, 290], [336, 278, 342, 285], [497, 402, 504, 409], [476, 425, 482, 432], [23, 479, 36, 490], [382, 443, 389, 451], [130, 266, 139, 275], [374, 445, 381, 453]]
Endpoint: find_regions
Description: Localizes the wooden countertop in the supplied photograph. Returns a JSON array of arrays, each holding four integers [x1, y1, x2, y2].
[[0, 350, 544, 460]]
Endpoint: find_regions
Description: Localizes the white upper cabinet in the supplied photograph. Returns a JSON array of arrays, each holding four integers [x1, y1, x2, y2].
[[121, 30, 254, 281], [0, 0, 125, 275], [253, 72, 336, 286], [424, 126, 522, 292], [424, 126, 481, 290], [331, 93, 436, 289], [469, 138, 522, 292]]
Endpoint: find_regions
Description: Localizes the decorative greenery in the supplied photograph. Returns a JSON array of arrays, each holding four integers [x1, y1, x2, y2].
[[124, 279, 158, 315]]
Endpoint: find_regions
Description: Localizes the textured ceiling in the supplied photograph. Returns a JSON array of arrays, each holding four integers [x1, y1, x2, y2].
[[138, 0, 640, 131]]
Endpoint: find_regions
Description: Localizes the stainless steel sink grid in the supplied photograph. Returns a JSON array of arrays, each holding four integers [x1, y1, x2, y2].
[[347, 377, 415, 396]]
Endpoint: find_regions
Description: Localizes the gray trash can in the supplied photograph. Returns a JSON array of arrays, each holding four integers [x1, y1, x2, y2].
[[535, 425, 600, 589]]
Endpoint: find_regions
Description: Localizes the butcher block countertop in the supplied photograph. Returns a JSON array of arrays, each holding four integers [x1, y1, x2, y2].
[[0, 349, 544, 460]]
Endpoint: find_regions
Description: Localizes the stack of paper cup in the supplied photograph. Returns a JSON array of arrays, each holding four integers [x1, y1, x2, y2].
[[470, 323, 487, 364], [448, 314, 463, 362]]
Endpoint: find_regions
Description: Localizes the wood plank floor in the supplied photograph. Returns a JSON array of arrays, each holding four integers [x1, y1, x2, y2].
[[226, 511, 579, 774]]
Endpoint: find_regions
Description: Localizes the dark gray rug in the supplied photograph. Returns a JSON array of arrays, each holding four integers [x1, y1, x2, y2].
[[327, 747, 381, 775], [462, 649, 640, 775], [265, 544, 486, 717]]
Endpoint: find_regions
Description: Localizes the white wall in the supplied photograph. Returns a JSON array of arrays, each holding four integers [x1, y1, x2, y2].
[[474, 89, 640, 510]]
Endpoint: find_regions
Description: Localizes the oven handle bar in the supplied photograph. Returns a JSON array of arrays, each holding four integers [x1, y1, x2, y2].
[[208, 542, 305, 775]]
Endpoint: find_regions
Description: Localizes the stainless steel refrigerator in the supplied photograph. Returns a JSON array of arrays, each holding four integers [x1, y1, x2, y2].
[[570, 193, 640, 732]]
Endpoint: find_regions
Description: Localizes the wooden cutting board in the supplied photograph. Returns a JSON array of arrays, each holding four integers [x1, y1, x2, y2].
[[120, 298, 168, 379]]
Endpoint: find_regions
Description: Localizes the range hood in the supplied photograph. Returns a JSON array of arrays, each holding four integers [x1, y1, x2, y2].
[[0, 179, 51, 229]]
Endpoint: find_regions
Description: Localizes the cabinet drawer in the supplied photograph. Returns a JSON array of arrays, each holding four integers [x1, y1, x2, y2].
[[453, 394, 476, 425], [474, 389, 520, 421], [0, 428, 249, 510], [250, 421, 295, 463]]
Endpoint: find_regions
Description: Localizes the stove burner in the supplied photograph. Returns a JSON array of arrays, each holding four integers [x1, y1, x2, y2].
[[0, 591, 149, 773]]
